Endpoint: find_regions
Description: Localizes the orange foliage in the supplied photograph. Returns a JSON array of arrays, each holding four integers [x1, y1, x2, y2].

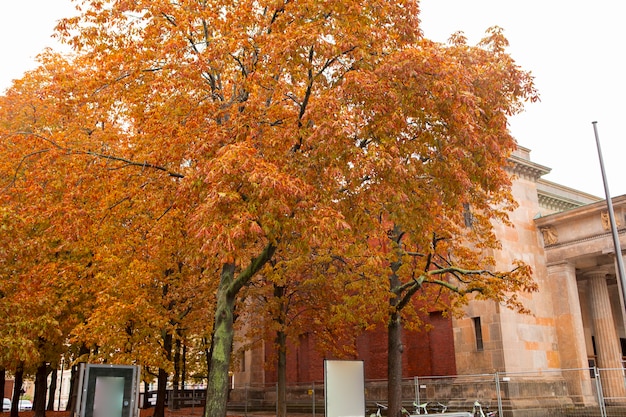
[[0, 1, 539, 416]]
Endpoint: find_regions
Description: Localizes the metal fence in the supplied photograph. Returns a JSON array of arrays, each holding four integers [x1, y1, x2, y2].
[[228, 367, 626, 417], [403, 369, 603, 417]]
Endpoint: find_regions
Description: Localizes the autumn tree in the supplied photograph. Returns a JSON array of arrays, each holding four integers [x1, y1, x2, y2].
[[0, 52, 208, 417], [72, 204, 212, 417], [0, 2, 538, 417], [237, 238, 382, 417], [41, 3, 424, 417], [323, 29, 540, 416], [0, 169, 92, 417], [0, 70, 102, 417]]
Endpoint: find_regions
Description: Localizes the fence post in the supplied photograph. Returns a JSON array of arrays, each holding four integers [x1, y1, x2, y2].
[[244, 384, 248, 417], [494, 372, 503, 417], [414, 376, 420, 411], [312, 381, 316, 417], [595, 367, 607, 417]]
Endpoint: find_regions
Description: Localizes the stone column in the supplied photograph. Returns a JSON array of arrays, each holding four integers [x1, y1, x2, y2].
[[547, 262, 595, 405], [585, 268, 626, 403]]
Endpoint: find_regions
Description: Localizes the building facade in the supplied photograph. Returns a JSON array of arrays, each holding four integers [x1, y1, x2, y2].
[[234, 146, 626, 408]]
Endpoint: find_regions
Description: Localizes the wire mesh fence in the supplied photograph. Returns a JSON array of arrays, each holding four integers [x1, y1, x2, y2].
[[225, 367, 626, 417]]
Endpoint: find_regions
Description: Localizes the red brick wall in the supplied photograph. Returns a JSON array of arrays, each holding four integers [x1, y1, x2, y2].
[[265, 333, 327, 384], [4, 381, 13, 400], [404, 311, 457, 376], [265, 311, 456, 383], [428, 312, 457, 375]]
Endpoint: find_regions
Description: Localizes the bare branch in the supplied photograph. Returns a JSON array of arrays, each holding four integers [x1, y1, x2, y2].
[[161, 12, 177, 27], [9, 131, 185, 179], [82, 151, 185, 178], [230, 242, 277, 297], [92, 72, 132, 96], [315, 45, 358, 79], [2, 148, 51, 192]]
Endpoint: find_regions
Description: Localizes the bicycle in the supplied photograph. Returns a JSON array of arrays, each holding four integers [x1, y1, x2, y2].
[[472, 400, 497, 417], [413, 401, 428, 414], [402, 403, 418, 417], [370, 402, 388, 417], [368, 401, 449, 417], [428, 402, 448, 414], [412, 401, 448, 414]]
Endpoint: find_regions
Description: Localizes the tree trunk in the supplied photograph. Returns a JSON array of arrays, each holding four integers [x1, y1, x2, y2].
[[0, 367, 5, 414], [154, 368, 169, 417], [388, 244, 404, 417], [10, 362, 24, 417], [274, 284, 288, 417], [67, 344, 89, 414], [47, 368, 57, 411], [387, 311, 403, 417], [173, 337, 181, 410], [182, 343, 187, 390], [203, 246, 276, 417], [143, 381, 150, 409], [66, 364, 78, 414], [203, 337, 211, 386], [154, 332, 173, 417], [276, 330, 288, 417], [33, 362, 49, 417], [203, 263, 237, 417]]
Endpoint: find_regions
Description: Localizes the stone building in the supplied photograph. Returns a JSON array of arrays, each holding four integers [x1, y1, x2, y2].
[[462, 145, 626, 379], [233, 145, 626, 408]]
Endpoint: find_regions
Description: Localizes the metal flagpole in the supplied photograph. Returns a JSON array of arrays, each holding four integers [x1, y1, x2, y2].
[[592, 121, 626, 307]]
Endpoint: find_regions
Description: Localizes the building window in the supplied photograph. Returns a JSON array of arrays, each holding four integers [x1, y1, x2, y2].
[[473, 317, 484, 351], [588, 358, 596, 379], [592, 336, 597, 356]]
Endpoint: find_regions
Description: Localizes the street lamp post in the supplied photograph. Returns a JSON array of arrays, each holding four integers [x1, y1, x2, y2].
[[592, 121, 626, 309]]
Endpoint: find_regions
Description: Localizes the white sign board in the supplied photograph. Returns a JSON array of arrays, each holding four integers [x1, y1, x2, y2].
[[324, 360, 365, 417]]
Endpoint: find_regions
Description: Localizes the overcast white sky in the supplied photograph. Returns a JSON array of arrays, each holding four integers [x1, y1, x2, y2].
[[420, 1, 626, 198], [2, 1, 625, 198]]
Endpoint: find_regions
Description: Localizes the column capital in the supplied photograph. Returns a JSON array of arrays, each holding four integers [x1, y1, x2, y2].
[[582, 266, 612, 280], [546, 260, 576, 274], [546, 260, 575, 268]]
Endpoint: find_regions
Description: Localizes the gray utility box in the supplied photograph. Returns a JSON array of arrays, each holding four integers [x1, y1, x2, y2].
[[74, 364, 140, 417]]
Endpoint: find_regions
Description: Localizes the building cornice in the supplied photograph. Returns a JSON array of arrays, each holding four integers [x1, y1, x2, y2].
[[541, 227, 625, 249], [508, 145, 601, 213], [535, 194, 626, 225], [537, 193, 582, 212], [506, 154, 551, 181]]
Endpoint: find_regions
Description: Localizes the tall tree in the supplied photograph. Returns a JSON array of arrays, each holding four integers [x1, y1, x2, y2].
[[10, 362, 24, 417], [0, 64, 105, 417], [33, 362, 50, 417], [47, 368, 58, 411], [0, 367, 5, 414], [315, 28, 541, 415], [0, 2, 538, 417], [236, 236, 385, 417], [48, 2, 425, 416]]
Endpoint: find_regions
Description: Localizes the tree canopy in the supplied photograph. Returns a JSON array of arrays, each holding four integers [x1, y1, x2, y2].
[[0, 1, 539, 417]]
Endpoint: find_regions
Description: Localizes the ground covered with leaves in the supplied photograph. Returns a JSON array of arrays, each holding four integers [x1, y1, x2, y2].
[[9, 409, 263, 417]]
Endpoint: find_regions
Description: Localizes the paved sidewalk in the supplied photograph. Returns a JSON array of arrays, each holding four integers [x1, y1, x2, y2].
[[137, 409, 317, 417]]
